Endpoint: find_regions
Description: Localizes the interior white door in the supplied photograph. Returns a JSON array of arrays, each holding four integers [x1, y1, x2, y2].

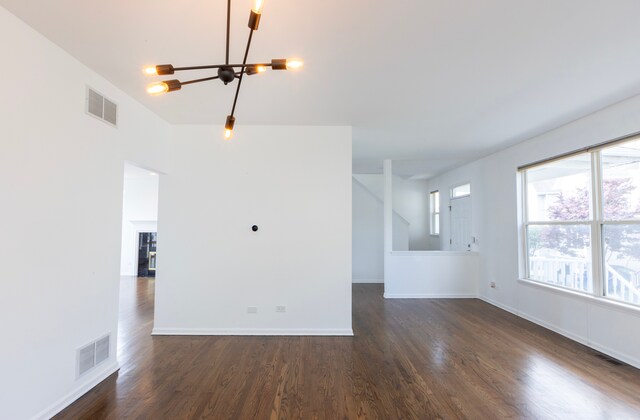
[[450, 196, 472, 251]]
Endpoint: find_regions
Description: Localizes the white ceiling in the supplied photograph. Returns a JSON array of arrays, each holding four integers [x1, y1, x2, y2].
[[4, 0, 640, 177], [124, 162, 159, 179]]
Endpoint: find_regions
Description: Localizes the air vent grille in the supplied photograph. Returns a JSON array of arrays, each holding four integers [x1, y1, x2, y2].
[[95, 335, 110, 365], [86, 87, 118, 127], [103, 98, 118, 126], [78, 343, 95, 376], [87, 89, 104, 118], [77, 333, 111, 378]]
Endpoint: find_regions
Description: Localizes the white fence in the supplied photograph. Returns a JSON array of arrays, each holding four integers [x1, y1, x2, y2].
[[529, 257, 640, 304]]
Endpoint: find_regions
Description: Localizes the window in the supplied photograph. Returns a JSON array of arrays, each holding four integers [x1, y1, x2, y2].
[[521, 136, 640, 305], [430, 191, 440, 235], [451, 183, 471, 198]]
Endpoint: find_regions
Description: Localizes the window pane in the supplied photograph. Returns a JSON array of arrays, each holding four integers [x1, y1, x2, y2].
[[527, 224, 592, 292], [452, 184, 470, 198], [526, 155, 592, 222], [434, 214, 440, 235], [601, 139, 640, 221], [430, 191, 439, 212], [603, 224, 640, 305]]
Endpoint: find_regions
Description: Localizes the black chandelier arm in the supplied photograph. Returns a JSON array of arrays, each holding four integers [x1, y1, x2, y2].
[[230, 28, 255, 117], [171, 63, 271, 72], [180, 75, 221, 86]]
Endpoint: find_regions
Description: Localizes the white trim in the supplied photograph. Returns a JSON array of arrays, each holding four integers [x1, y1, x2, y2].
[[352, 278, 384, 284], [478, 295, 640, 369], [31, 361, 119, 420], [478, 296, 588, 344], [390, 251, 478, 257], [519, 277, 640, 315], [383, 293, 477, 299], [151, 328, 354, 336]]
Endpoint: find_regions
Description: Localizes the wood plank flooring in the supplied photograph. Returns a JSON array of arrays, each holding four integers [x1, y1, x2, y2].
[[55, 279, 640, 419]]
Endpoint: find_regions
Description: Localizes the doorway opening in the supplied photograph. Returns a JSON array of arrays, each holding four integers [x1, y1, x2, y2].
[[118, 161, 160, 359], [120, 162, 160, 277]]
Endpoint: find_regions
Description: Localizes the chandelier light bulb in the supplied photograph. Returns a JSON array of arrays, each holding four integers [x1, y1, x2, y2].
[[257, 65, 267, 73], [286, 59, 304, 70], [253, 0, 265, 14], [224, 129, 233, 140], [143, 66, 158, 76], [147, 82, 169, 96]]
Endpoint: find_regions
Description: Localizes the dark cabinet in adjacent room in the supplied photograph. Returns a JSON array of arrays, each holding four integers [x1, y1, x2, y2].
[[138, 232, 157, 277]]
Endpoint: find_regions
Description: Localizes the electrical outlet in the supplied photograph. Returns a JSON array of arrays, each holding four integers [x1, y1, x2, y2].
[[276, 306, 286, 313], [490, 282, 496, 289], [247, 306, 258, 314]]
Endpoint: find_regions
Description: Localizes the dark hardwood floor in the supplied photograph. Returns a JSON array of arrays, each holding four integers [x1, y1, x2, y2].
[[55, 279, 640, 419]]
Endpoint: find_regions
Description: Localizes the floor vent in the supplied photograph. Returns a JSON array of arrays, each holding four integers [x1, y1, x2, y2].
[[594, 352, 626, 366], [86, 87, 118, 127], [77, 334, 111, 378]]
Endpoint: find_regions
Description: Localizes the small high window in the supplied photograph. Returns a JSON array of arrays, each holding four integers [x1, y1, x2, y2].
[[451, 183, 471, 198], [430, 191, 440, 235]]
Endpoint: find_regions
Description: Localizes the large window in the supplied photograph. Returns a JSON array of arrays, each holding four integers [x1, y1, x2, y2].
[[521, 136, 640, 305], [430, 191, 440, 235]]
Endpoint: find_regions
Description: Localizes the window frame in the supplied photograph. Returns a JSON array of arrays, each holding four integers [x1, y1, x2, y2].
[[519, 132, 640, 307], [430, 190, 440, 236], [451, 183, 471, 199]]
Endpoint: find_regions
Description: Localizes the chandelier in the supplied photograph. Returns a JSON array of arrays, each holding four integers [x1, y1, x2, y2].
[[143, 0, 303, 139]]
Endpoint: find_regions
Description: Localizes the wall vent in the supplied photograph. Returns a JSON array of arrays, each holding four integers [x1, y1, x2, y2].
[[77, 343, 95, 376], [95, 335, 110, 365], [86, 87, 118, 127], [77, 333, 111, 378]]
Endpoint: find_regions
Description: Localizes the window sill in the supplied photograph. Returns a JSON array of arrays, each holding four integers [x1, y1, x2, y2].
[[518, 278, 640, 316], [391, 251, 479, 257]]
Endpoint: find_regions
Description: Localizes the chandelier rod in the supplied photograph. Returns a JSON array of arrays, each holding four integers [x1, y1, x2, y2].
[[182, 75, 221, 86], [231, 29, 254, 117], [171, 63, 271, 72], [181, 72, 244, 87], [226, 0, 231, 65]]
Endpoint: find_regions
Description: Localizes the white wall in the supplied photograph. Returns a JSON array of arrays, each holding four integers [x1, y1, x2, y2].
[[352, 175, 411, 282], [153, 125, 353, 335], [354, 174, 429, 250], [0, 6, 171, 420], [429, 93, 640, 368], [120, 174, 159, 275], [384, 252, 480, 298], [392, 176, 430, 250], [352, 178, 384, 282]]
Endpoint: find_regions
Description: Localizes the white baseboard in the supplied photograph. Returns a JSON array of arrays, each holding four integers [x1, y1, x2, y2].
[[479, 295, 589, 346], [151, 328, 354, 336], [352, 278, 384, 284], [478, 295, 640, 370], [31, 360, 119, 420], [384, 293, 477, 299], [477, 295, 519, 316], [586, 341, 640, 370]]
